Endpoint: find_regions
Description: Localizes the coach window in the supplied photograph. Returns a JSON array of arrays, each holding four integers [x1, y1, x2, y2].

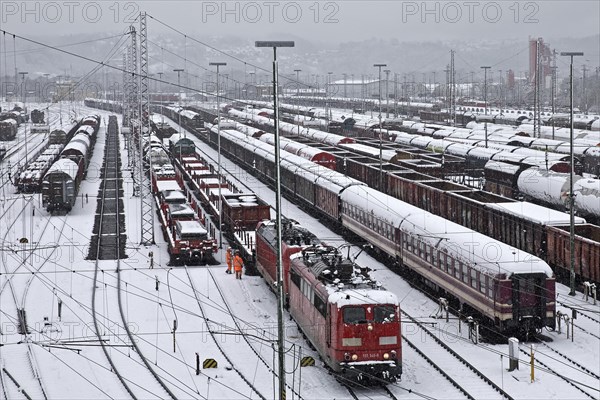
[[470, 268, 478, 289], [479, 273, 487, 294], [291, 269, 301, 289], [454, 260, 461, 279], [343, 307, 367, 324], [462, 263, 469, 284], [314, 295, 327, 317]]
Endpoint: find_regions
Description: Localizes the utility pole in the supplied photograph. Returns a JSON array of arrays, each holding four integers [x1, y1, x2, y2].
[[450, 50, 455, 126], [384, 69, 390, 118], [157, 72, 164, 124], [173, 68, 184, 133], [294, 69, 302, 137], [18, 71, 29, 165], [534, 38, 541, 138], [444, 65, 450, 113], [582, 64, 588, 113], [374, 63, 387, 190], [481, 66, 491, 148], [561, 51, 584, 297], [394, 72, 398, 117], [326, 71, 332, 132], [550, 65, 557, 140]]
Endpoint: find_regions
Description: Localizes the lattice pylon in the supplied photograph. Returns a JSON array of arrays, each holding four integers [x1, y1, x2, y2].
[[139, 12, 154, 245]]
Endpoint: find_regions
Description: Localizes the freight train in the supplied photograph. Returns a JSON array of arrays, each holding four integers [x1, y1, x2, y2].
[[222, 112, 599, 286], [16, 120, 80, 192], [41, 115, 100, 213], [149, 134, 218, 264], [394, 121, 600, 177], [204, 124, 556, 335], [162, 104, 600, 286], [377, 126, 600, 221]]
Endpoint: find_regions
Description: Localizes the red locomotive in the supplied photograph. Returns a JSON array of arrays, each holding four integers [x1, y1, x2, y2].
[[256, 219, 402, 384]]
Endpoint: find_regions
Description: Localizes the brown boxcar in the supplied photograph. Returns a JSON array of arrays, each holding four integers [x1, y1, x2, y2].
[[546, 224, 600, 285]]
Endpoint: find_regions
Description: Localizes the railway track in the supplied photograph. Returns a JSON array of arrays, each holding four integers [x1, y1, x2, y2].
[[344, 384, 405, 400], [90, 116, 175, 399], [209, 267, 306, 399], [400, 312, 514, 400], [524, 342, 600, 400], [185, 266, 270, 400], [0, 194, 68, 399]]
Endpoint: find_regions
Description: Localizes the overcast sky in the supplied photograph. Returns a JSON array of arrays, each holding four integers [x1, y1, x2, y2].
[[2, 0, 598, 43]]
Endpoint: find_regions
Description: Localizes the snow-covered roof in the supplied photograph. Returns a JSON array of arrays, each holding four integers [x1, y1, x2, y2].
[[156, 180, 182, 192], [62, 140, 88, 157], [176, 220, 207, 236], [484, 160, 521, 175], [44, 158, 80, 181], [168, 203, 195, 216], [573, 178, 600, 215], [341, 185, 553, 277], [486, 202, 586, 226], [516, 168, 572, 207], [327, 288, 399, 307], [162, 190, 187, 203]]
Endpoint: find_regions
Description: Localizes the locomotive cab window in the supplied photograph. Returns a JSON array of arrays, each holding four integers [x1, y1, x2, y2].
[[343, 307, 367, 324], [374, 305, 396, 323]]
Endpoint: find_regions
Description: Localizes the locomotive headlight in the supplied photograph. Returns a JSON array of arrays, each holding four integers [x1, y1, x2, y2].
[[351, 354, 358, 361], [367, 324, 373, 331], [344, 352, 351, 361], [383, 353, 390, 360], [391, 350, 397, 359]]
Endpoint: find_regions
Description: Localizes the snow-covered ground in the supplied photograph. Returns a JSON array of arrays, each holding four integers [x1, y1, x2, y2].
[[1, 102, 598, 399]]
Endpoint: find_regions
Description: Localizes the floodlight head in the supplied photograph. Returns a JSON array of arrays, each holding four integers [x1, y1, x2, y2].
[[255, 41, 295, 48]]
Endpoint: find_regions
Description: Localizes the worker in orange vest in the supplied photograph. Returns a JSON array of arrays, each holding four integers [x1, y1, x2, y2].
[[233, 250, 244, 280], [225, 247, 233, 274]]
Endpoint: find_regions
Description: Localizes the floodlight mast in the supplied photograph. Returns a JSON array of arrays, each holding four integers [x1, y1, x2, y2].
[[255, 40, 294, 400]]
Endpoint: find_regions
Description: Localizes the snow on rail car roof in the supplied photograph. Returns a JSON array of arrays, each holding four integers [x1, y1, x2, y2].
[[484, 160, 522, 175], [180, 109, 200, 120], [167, 203, 195, 216], [168, 133, 195, 145], [156, 180, 182, 192], [327, 288, 399, 308], [217, 127, 362, 190], [573, 178, 600, 215], [70, 132, 92, 147], [161, 190, 187, 203], [486, 202, 587, 226], [76, 125, 95, 135], [516, 168, 572, 207], [62, 141, 88, 156], [176, 220, 208, 235], [44, 158, 80, 181], [338, 142, 398, 161], [341, 185, 553, 278]]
